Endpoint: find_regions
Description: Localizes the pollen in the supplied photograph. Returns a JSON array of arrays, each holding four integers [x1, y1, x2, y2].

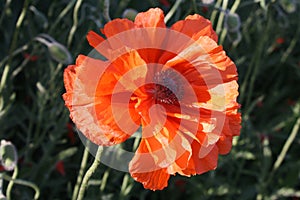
[[153, 69, 184, 104]]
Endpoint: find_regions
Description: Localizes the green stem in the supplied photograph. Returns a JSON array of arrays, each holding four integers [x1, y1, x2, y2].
[[0, 173, 3, 196], [164, 0, 183, 24], [272, 116, 300, 172], [8, 0, 30, 62], [280, 16, 300, 63], [119, 174, 133, 200], [230, 0, 241, 14], [6, 166, 18, 200], [240, 12, 272, 109], [77, 146, 103, 200], [100, 169, 110, 192], [0, 43, 29, 68], [215, 0, 228, 35], [72, 142, 91, 200], [67, 0, 84, 47], [219, 0, 241, 44], [0, 65, 10, 93], [2, 174, 40, 200], [259, 115, 300, 199], [103, 0, 111, 22], [0, 0, 12, 27], [210, 0, 222, 26], [49, 0, 77, 34]]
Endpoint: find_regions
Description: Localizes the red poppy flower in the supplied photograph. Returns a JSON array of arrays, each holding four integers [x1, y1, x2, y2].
[[23, 53, 39, 61], [63, 8, 241, 190], [55, 160, 66, 176], [160, 0, 170, 7], [276, 37, 285, 45], [67, 122, 76, 144]]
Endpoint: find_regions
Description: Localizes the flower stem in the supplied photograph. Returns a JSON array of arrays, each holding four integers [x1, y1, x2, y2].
[[215, 0, 228, 35], [272, 116, 300, 172], [210, 0, 222, 26], [103, 0, 112, 22], [67, 0, 83, 47], [219, 0, 241, 44], [8, 0, 30, 57], [6, 166, 18, 200], [100, 169, 110, 192], [72, 142, 90, 200], [2, 174, 40, 200], [0, 173, 4, 196], [164, 0, 183, 24], [77, 146, 103, 200]]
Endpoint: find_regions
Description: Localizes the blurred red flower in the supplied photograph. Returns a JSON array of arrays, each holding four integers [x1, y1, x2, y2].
[[160, 0, 170, 7], [276, 37, 285, 44], [67, 122, 76, 144], [23, 53, 39, 61], [55, 160, 65, 176]]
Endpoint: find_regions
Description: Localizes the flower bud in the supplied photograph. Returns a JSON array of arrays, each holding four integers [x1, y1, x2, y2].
[[122, 8, 138, 21], [225, 13, 241, 32], [0, 140, 18, 171], [280, 0, 296, 13], [48, 43, 72, 65], [34, 34, 73, 64]]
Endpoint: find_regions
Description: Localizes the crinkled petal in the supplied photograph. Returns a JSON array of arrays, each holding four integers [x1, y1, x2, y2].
[[102, 18, 135, 37], [171, 14, 218, 42], [129, 104, 193, 190], [63, 55, 141, 146], [130, 163, 170, 190], [217, 136, 233, 155], [183, 144, 219, 175], [134, 8, 166, 28]]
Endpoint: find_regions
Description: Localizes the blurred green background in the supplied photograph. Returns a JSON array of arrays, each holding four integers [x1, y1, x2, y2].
[[1, 0, 300, 199]]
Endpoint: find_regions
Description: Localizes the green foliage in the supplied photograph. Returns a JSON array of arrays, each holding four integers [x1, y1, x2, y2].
[[0, 0, 300, 199]]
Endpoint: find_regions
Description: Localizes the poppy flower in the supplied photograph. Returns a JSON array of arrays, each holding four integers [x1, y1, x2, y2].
[[55, 160, 66, 176], [23, 53, 39, 61], [67, 122, 76, 144], [276, 37, 285, 45], [63, 8, 241, 190], [159, 0, 170, 7]]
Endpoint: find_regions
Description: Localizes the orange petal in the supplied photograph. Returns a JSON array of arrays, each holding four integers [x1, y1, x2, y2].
[[63, 55, 140, 146], [129, 136, 170, 190], [130, 166, 170, 190], [171, 14, 218, 42], [86, 30, 105, 48], [129, 105, 195, 189], [102, 18, 135, 38], [63, 65, 76, 111], [134, 8, 166, 28], [217, 136, 233, 155], [183, 145, 219, 175]]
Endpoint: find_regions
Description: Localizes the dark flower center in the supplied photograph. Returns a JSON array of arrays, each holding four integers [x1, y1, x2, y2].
[[153, 69, 183, 104]]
